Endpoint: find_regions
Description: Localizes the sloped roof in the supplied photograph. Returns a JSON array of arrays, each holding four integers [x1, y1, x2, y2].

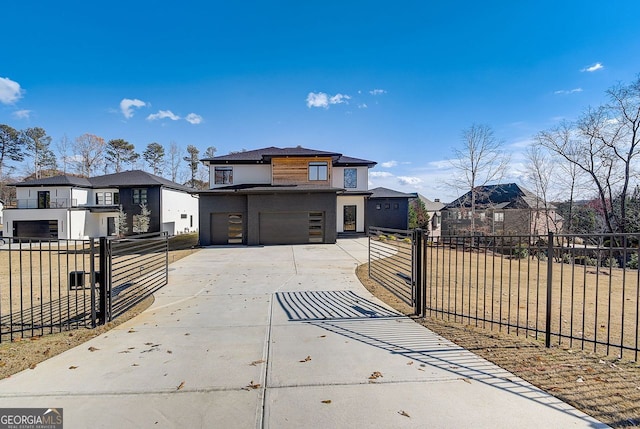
[[12, 175, 93, 187], [418, 194, 445, 211], [444, 183, 553, 210], [202, 146, 376, 167], [12, 170, 193, 193], [369, 187, 418, 199]]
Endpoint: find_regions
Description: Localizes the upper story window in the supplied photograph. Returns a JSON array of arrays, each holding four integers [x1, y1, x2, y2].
[[133, 188, 147, 204], [308, 162, 328, 181], [95, 192, 118, 205], [215, 166, 233, 185], [344, 168, 357, 188], [494, 212, 504, 222]]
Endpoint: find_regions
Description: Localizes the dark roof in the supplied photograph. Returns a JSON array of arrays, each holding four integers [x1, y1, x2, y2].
[[369, 187, 418, 199], [444, 183, 552, 210], [88, 170, 194, 192], [12, 170, 194, 193], [202, 146, 376, 167], [12, 175, 93, 187]]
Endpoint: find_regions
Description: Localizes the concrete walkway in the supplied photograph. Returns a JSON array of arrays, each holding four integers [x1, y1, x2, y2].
[[0, 239, 607, 428]]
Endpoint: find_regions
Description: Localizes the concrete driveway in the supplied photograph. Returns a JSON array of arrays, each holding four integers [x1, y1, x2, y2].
[[0, 238, 607, 428]]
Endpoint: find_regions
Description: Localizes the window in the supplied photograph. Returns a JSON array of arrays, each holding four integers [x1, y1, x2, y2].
[[133, 188, 147, 204], [215, 166, 233, 185], [308, 162, 328, 181], [114, 192, 120, 204], [95, 192, 113, 205], [37, 191, 50, 209], [479, 212, 486, 221], [181, 214, 187, 219], [344, 168, 357, 188], [376, 204, 381, 210], [494, 212, 504, 222], [393, 203, 399, 210], [384, 203, 390, 209]]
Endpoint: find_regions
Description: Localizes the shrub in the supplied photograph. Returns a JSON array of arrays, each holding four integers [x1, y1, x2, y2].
[[402, 237, 411, 244], [603, 257, 619, 269], [388, 235, 397, 241], [513, 244, 529, 259], [628, 253, 639, 269]]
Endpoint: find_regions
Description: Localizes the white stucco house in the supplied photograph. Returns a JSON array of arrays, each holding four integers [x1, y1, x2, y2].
[[3, 170, 199, 239]]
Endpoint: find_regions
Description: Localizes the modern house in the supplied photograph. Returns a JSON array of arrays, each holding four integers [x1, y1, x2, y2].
[[3, 170, 199, 239], [441, 183, 561, 236], [198, 146, 376, 245], [418, 195, 445, 238], [366, 187, 417, 231]]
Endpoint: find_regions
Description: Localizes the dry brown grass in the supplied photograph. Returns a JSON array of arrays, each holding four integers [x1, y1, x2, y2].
[[357, 262, 640, 427], [371, 238, 640, 359]]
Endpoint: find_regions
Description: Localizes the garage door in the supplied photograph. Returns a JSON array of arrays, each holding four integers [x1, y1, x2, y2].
[[259, 212, 324, 245], [13, 220, 59, 239]]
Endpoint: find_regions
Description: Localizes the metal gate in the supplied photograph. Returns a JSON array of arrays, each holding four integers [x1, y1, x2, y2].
[[368, 227, 422, 312], [99, 232, 169, 322]]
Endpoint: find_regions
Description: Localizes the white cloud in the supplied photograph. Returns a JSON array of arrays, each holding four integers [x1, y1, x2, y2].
[[120, 98, 147, 119], [370, 171, 394, 178], [358, 103, 368, 109], [369, 89, 386, 95], [185, 113, 203, 124], [380, 160, 398, 168], [581, 62, 604, 72], [329, 93, 350, 104], [12, 109, 31, 119], [397, 176, 423, 186], [0, 77, 23, 104], [306, 92, 351, 108], [147, 110, 180, 121], [554, 88, 583, 95]]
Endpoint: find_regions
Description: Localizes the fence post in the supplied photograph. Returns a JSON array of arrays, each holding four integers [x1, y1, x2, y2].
[[414, 228, 423, 317], [98, 237, 109, 325], [90, 239, 97, 328], [545, 231, 554, 348]]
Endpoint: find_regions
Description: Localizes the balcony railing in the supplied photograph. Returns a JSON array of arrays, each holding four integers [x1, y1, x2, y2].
[[15, 198, 78, 209]]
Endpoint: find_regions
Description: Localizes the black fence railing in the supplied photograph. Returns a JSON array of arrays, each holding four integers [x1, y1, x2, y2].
[[0, 237, 100, 342], [369, 228, 640, 361], [0, 232, 169, 342]]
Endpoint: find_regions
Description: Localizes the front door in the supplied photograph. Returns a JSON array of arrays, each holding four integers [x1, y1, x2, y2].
[[344, 205, 356, 232]]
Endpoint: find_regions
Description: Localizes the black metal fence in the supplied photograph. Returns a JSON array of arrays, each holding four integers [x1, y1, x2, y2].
[[0, 232, 168, 342], [369, 228, 640, 361]]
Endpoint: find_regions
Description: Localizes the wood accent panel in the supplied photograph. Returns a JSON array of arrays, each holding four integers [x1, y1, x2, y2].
[[271, 157, 332, 186]]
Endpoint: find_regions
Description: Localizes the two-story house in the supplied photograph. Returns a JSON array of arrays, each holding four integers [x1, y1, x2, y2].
[[3, 170, 199, 239], [419, 195, 445, 238], [366, 187, 418, 231], [441, 183, 561, 236], [198, 146, 376, 245]]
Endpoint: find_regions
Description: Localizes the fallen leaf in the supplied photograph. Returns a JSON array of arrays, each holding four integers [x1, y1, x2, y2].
[[177, 381, 185, 390], [407, 361, 414, 365], [167, 350, 173, 354], [398, 410, 410, 418], [321, 400, 332, 404], [319, 335, 326, 338], [244, 380, 261, 390], [128, 329, 136, 333], [88, 346, 99, 352], [69, 366, 78, 370], [299, 356, 311, 363], [369, 371, 383, 380], [250, 360, 265, 366], [459, 378, 471, 384], [132, 363, 139, 367], [29, 363, 37, 370], [576, 377, 584, 383]]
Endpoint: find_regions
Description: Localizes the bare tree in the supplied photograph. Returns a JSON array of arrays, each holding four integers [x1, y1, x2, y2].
[[449, 124, 511, 233], [168, 141, 182, 182], [538, 76, 640, 233], [56, 134, 72, 174], [74, 133, 106, 177], [524, 144, 556, 234]]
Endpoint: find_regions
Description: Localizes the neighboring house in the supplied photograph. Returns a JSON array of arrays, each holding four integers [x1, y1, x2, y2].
[[3, 170, 199, 239], [441, 183, 561, 236], [199, 146, 376, 245], [366, 187, 417, 231], [418, 194, 445, 238]]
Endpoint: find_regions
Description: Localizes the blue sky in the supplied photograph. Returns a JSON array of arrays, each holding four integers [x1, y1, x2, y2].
[[2, 1, 640, 201]]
